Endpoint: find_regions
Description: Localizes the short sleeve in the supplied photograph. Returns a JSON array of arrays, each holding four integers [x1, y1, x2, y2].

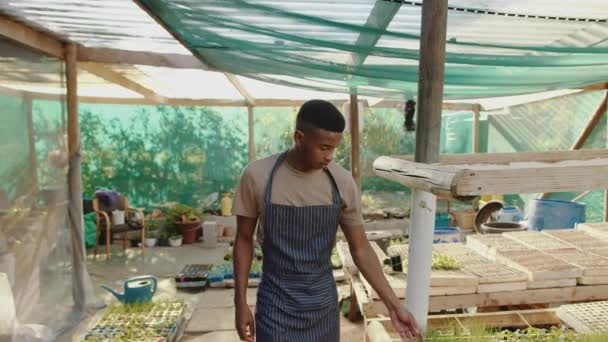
[[232, 166, 259, 218], [339, 175, 364, 227]]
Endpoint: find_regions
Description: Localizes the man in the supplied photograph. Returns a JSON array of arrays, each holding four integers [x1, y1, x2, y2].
[[232, 99, 422, 341]]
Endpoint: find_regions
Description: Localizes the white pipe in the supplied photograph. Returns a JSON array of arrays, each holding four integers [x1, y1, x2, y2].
[[405, 189, 436, 330]]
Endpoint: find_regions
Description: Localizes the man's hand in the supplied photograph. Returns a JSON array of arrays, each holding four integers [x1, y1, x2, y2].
[[389, 306, 423, 341], [235, 304, 255, 341]]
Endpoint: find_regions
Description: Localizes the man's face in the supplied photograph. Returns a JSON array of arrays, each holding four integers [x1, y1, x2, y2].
[[296, 128, 342, 170]]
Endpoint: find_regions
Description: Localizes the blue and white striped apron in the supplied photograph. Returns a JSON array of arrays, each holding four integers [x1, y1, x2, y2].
[[255, 152, 342, 342]]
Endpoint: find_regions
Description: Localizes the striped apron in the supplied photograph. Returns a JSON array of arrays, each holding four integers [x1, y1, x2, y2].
[[255, 152, 342, 342]]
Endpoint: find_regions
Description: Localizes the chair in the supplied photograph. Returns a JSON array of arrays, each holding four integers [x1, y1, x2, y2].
[[92, 193, 145, 259]]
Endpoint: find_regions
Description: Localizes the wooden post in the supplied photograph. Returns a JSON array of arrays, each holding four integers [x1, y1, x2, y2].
[[248, 105, 255, 162], [407, 0, 448, 330], [473, 104, 481, 154], [604, 190, 608, 222], [25, 94, 39, 198], [67, 45, 79, 159], [350, 94, 361, 189]]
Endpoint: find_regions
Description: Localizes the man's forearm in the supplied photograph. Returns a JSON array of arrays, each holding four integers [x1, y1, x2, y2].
[[351, 243, 400, 311], [233, 234, 254, 306]]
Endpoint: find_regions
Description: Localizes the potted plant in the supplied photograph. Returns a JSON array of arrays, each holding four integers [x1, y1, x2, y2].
[[166, 204, 202, 244], [169, 234, 182, 247], [145, 221, 159, 247]]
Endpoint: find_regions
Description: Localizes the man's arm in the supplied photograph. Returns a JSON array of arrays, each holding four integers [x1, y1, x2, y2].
[[233, 215, 258, 341], [342, 223, 422, 340]]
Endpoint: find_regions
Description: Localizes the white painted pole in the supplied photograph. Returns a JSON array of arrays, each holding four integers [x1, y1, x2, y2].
[[405, 190, 436, 329]]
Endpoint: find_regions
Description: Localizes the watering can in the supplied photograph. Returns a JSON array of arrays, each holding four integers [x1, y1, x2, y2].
[[101, 275, 157, 304]]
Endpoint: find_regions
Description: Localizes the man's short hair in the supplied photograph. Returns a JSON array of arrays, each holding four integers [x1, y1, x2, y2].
[[296, 99, 345, 133]]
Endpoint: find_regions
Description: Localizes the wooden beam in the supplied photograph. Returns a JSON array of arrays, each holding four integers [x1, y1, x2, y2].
[[24, 94, 38, 197], [395, 149, 608, 165], [415, 0, 448, 163], [348, 1, 401, 66], [350, 94, 361, 188], [225, 73, 256, 105], [248, 105, 255, 162], [579, 82, 608, 91], [473, 104, 481, 153], [371, 100, 478, 111], [604, 189, 608, 222], [571, 91, 607, 150], [374, 156, 608, 198], [361, 284, 608, 317], [77, 47, 208, 69], [0, 14, 63, 58], [79, 62, 167, 103]]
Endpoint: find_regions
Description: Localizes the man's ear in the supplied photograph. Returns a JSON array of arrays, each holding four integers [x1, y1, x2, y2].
[[294, 130, 305, 147]]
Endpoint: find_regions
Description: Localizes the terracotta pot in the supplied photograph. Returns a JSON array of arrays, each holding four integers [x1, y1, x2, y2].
[[223, 226, 234, 237], [175, 221, 201, 244]]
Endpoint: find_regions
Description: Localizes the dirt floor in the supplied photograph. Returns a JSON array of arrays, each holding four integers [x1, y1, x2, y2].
[[79, 242, 368, 342]]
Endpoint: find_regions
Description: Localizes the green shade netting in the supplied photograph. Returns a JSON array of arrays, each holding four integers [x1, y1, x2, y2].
[[139, 0, 608, 99]]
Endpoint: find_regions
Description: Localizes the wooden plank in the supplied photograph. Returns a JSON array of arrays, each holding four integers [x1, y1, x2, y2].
[[66, 44, 79, 160], [370, 100, 477, 111], [578, 276, 608, 285], [414, 0, 447, 164], [579, 82, 608, 90], [473, 104, 481, 153], [24, 94, 38, 197], [350, 94, 361, 189], [579, 223, 608, 240], [225, 73, 255, 105], [454, 159, 608, 196], [395, 149, 608, 165], [373, 157, 461, 198], [77, 47, 208, 69], [527, 278, 577, 289], [361, 285, 608, 317], [0, 14, 63, 58], [478, 282, 527, 293], [79, 62, 167, 103]]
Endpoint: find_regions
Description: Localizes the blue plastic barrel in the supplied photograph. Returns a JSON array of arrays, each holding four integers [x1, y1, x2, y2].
[[433, 227, 462, 244], [527, 199, 585, 231]]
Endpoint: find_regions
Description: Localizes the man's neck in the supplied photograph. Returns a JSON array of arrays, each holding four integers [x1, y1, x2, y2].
[[285, 147, 313, 173]]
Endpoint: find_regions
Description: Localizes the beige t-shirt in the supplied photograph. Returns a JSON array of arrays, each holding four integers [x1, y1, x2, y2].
[[232, 153, 363, 239]]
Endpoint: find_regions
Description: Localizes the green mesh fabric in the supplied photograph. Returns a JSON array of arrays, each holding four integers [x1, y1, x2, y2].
[[138, 0, 608, 99], [485, 90, 607, 222]]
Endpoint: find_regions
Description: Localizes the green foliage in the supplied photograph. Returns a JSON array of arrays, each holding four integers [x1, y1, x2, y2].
[[166, 203, 202, 223], [79, 106, 247, 207]]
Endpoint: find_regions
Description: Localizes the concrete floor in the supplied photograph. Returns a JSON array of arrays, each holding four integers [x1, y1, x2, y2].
[[80, 242, 366, 341]]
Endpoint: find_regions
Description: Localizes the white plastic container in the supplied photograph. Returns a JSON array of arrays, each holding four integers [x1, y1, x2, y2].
[[203, 221, 218, 248]]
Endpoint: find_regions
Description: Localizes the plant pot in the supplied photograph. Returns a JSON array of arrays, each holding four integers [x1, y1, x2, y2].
[[144, 238, 157, 248], [157, 238, 169, 247], [175, 221, 200, 244], [223, 226, 234, 237], [169, 237, 182, 247]]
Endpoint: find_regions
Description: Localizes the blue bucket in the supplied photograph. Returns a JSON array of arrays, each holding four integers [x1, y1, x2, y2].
[[435, 213, 451, 228], [527, 199, 585, 231], [433, 227, 462, 244]]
